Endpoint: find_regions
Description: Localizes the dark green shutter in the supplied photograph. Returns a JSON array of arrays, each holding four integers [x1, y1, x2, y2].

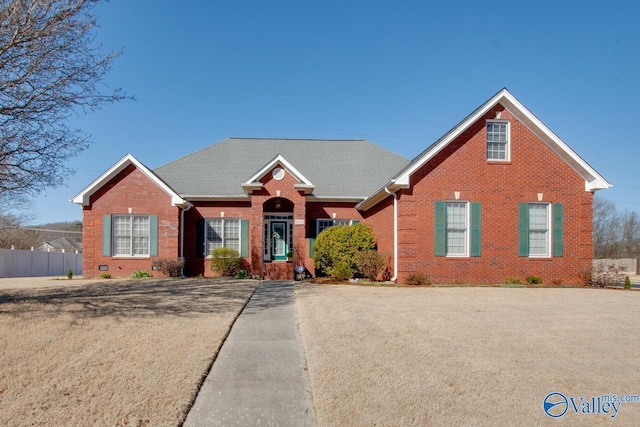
[[309, 237, 315, 258], [471, 203, 481, 257], [435, 201, 446, 256], [102, 215, 112, 256], [196, 218, 205, 258], [240, 219, 249, 257], [518, 203, 529, 256], [351, 220, 360, 225], [149, 215, 158, 256], [553, 204, 564, 257]]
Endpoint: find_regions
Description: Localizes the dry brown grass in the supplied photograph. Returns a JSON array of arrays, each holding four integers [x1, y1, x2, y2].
[[295, 284, 640, 426], [0, 277, 258, 426]]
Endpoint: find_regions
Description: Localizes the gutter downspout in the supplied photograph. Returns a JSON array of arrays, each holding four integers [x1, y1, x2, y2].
[[180, 203, 192, 276], [384, 187, 398, 283]]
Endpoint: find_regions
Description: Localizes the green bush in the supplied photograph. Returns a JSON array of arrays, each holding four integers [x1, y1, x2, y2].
[[625, 275, 632, 290], [525, 275, 543, 285], [332, 262, 354, 280], [130, 270, 152, 278], [210, 247, 243, 276], [67, 269, 73, 280], [313, 223, 376, 279], [355, 250, 386, 280], [234, 269, 249, 279], [405, 272, 431, 286], [504, 277, 522, 285], [100, 273, 112, 279], [152, 258, 185, 277]]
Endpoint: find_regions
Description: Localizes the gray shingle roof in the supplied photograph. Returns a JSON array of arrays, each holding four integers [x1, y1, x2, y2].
[[154, 138, 410, 199]]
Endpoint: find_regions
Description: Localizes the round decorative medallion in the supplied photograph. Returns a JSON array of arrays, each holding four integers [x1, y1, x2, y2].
[[272, 167, 285, 181]]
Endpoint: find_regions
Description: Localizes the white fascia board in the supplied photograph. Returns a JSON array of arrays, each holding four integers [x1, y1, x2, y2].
[[393, 88, 610, 192], [498, 93, 611, 191], [241, 154, 315, 193], [71, 154, 189, 208], [182, 195, 251, 201]]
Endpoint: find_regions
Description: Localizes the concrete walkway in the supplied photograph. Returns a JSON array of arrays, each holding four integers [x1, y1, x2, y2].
[[184, 281, 316, 427]]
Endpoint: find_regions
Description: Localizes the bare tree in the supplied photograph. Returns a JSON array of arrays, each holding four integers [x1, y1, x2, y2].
[[0, 0, 129, 199], [0, 211, 39, 248], [593, 195, 640, 259]]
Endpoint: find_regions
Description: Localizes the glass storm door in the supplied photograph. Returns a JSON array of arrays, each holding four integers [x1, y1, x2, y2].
[[271, 221, 287, 261]]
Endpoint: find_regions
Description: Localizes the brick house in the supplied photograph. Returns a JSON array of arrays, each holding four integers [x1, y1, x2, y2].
[[72, 89, 610, 283]]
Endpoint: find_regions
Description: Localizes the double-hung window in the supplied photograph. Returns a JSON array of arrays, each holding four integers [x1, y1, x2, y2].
[[113, 215, 150, 256], [486, 121, 509, 161], [528, 204, 549, 257], [435, 201, 481, 257], [518, 203, 564, 258], [445, 202, 468, 256], [206, 218, 240, 253]]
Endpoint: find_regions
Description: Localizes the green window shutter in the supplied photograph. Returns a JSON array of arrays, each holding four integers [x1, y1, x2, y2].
[[351, 220, 360, 225], [518, 203, 529, 256], [553, 204, 564, 257], [309, 237, 315, 258], [435, 201, 446, 256], [102, 215, 112, 256], [240, 219, 249, 257], [471, 202, 481, 257], [196, 218, 205, 258], [149, 215, 159, 256]]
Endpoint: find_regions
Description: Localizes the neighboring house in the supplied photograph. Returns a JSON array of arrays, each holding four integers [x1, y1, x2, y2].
[[72, 89, 610, 283], [38, 237, 83, 253]]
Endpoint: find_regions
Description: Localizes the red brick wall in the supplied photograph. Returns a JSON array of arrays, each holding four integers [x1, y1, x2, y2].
[[82, 165, 180, 278], [367, 104, 595, 285]]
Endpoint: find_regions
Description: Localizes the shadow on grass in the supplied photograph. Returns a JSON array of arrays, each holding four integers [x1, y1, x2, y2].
[[0, 278, 266, 319]]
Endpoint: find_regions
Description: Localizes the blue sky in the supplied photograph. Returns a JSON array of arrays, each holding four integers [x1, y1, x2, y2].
[[28, 0, 639, 224]]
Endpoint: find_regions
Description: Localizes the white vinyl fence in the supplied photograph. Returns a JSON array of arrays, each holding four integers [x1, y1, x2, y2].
[[593, 258, 637, 275], [0, 247, 83, 278]]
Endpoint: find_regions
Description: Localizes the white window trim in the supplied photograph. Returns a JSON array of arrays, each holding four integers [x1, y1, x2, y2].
[[528, 203, 552, 258], [445, 201, 470, 258], [112, 215, 151, 257], [205, 218, 242, 257], [486, 120, 510, 162]]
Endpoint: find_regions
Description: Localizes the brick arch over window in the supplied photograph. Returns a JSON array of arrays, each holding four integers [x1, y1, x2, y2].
[[263, 197, 294, 213]]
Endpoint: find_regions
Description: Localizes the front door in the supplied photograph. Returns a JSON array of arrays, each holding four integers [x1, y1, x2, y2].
[[271, 221, 288, 261]]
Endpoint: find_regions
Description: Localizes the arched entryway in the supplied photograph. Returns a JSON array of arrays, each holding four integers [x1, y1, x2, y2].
[[263, 198, 294, 261]]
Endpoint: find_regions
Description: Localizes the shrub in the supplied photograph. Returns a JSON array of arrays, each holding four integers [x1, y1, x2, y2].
[[355, 250, 386, 280], [313, 223, 376, 279], [100, 273, 112, 279], [67, 269, 73, 280], [130, 270, 152, 278], [210, 247, 243, 276], [582, 264, 627, 287], [625, 275, 632, 290], [332, 262, 354, 280], [550, 278, 563, 286], [234, 269, 249, 279], [152, 258, 185, 278], [504, 277, 522, 284], [525, 275, 543, 285], [405, 272, 431, 286]]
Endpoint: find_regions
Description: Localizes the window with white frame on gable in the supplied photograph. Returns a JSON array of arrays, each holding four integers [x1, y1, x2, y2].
[[486, 121, 509, 161], [206, 218, 241, 253], [434, 201, 481, 257], [445, 202, 468, 256], [528, 203, 549, 257], [518, 202, 564, 258], [112, 215, 151, 256]]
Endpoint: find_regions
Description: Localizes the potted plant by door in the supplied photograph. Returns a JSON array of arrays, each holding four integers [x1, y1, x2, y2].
[[286, 251, 293, 262]]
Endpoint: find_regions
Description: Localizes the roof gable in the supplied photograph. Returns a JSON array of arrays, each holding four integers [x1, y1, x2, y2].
[[357, 88, 611, 210], [242, 154, 315, 194], [71, 154, 189, 208]]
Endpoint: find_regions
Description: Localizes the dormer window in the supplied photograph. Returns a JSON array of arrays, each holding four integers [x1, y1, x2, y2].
[[486, 121, 509, 161]]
